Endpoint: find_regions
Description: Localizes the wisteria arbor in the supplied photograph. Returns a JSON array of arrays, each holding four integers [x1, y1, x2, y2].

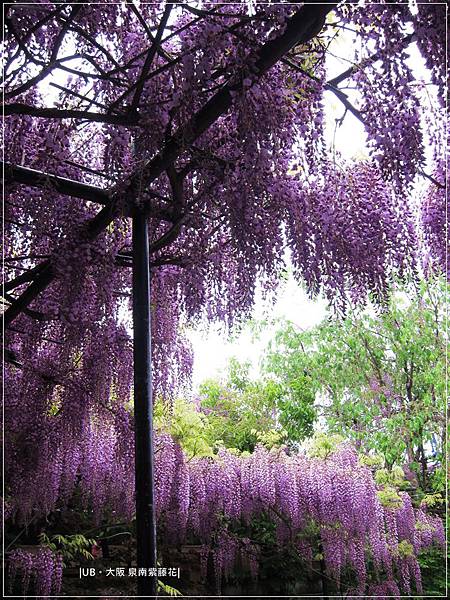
[[2, 0, 447, 597]]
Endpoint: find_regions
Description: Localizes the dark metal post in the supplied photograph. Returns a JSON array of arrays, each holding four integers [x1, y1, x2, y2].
[[132, 210, 157, 597]]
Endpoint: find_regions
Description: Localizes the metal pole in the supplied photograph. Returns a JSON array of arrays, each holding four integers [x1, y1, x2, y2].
[[132, 209, 157, 597]]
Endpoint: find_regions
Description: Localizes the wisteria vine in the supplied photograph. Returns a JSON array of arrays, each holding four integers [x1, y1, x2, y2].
[[7, 433, 444, 596]]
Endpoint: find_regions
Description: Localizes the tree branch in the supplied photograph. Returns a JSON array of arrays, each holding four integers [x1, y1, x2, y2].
[[326, 32, 415, 88], [130, 3, 173, 112], [3, 261, 54, 325], [3, 292, 48, 321], [3, 0, 336, 327], [282, 56, 365, 124], [49, 81, 112, 112], [324, 83, 365, 124], [4, 103, 139, 125], [50, 4, 82, 62], [4, 262, 48, 292], [126, 0, 173, 63]]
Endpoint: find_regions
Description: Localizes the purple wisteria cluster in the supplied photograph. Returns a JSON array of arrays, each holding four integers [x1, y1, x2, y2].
[[4, 1, 446, 420], [4, 2, 324, 426], [165, 443, 443, 595], [337, 1, 446, 190], [5, 0, 444, 328], [421, 161, 448, 280], [8, 547, 63, 596], [413, 1, 448, 100], [6, 426, 444, 596], [3, 2, 447, 596], [5, 360, 137, 524], [286, 162, 417, 305]]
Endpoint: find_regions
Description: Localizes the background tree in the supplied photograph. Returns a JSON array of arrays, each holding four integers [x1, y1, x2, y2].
[[263, 278, 447, 493], [198, 358, 287, 452]]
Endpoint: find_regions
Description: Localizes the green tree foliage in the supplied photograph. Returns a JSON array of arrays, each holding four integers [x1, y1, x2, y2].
[[198, 358, 286, 453], [198, 351, 316, 449], [264, 279, 447, 492], [39, 533, 95, 565], [155, 397, 215, 459], [417, 542, 448, 596], [155, 360, 285, 457]]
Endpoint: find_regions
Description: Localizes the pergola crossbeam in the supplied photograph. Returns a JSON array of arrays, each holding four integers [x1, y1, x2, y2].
[[3, 162, 111, 204]]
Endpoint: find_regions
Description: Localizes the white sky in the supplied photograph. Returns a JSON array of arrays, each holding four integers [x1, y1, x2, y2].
[[188, 274, 330, 389]]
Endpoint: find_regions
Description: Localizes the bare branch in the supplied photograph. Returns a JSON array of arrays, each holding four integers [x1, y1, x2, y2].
[[49, 4, 82, 62], [130, 3, 173, 112], [4, 103, 139, 125], [327, 33, 415, 88], [4, 263, 47, 293], [3, 292, 48, 321], [126, 0, 173, 63], [324, 83, 365, 123], [49, 81, 112, 112]]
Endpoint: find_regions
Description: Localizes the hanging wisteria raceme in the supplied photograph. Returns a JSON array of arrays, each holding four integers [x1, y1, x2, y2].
[[8, 547, 63, 597], [4, 1, 445, 413], [336, 2, 422, 189], [421, 160, 448, 280], [286, 162, 417, 306], [335, 1, 447, 191], [412, 1, 448, 103], [4, 312, 137, 526], [7, 433, 444, 596], [5, 1, 445, 360], [4, 2, 329, 450], [155, 441, 444, 596]]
